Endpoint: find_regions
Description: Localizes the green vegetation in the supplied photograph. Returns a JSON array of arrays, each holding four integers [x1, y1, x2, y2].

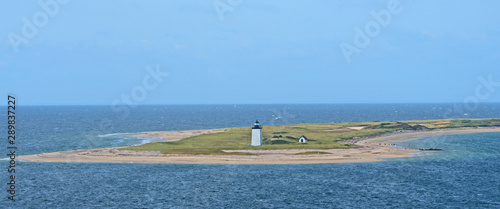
[[296, 151, 332, 155], [122, 118, 500, 155]]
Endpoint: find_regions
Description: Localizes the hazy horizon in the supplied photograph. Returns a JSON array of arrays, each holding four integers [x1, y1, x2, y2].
[[3, 0, 500, 105]]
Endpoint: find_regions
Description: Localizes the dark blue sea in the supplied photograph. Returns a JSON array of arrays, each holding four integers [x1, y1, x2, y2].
[[2, 104, 500, 208]]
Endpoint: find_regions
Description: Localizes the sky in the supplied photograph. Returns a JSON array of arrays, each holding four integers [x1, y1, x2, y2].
[[1, 0, 500, 105]]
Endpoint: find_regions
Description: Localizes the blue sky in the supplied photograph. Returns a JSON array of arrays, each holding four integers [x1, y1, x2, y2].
[[2, 0, 500, 105]]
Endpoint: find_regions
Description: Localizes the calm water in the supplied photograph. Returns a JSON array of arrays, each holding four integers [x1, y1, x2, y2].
[[1, 104, 500, 208]]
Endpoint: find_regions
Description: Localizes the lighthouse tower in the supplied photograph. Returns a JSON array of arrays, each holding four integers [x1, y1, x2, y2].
[[251, 120, 262, 146]]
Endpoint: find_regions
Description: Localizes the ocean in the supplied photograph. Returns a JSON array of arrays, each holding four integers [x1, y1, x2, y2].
[[2, 104, 500, 208]]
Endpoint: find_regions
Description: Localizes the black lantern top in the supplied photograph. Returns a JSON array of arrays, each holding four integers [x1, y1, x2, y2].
[[252, 120, 262, 129]]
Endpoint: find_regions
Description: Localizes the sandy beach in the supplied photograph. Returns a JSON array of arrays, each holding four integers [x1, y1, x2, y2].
[[19, 127, 500, 164]]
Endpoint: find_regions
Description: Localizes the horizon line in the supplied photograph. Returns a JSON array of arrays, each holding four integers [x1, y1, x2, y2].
[[3, 102, 500, 106]]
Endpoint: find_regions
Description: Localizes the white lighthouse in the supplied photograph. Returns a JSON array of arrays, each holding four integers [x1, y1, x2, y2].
[[251, 120, 262, 146]]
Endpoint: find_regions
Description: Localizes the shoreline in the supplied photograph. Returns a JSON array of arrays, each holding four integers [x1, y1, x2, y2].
[[18, 127, 500, 164]]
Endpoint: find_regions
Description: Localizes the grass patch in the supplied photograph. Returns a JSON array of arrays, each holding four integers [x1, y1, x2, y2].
[[296, 151, 332, 155], [272, 132, 288, 134], [121, 118, 500, 155], [207, 152, 255, 156], [270, 140, 292, 144]]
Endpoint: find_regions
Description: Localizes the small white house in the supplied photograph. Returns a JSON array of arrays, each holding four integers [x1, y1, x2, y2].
[[298, 135, 308, 143]]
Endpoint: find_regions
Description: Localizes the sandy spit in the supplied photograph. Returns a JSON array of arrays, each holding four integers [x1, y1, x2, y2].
[[18, 127, 500, 164]]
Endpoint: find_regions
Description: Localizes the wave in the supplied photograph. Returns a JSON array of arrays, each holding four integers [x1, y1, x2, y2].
[[97, 132, 132, 138], [97, 131, 159, 138]]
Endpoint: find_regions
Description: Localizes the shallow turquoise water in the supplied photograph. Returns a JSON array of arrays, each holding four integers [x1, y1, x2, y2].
[[1, 104, 500, 208], [396, 132, 500, 161]]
